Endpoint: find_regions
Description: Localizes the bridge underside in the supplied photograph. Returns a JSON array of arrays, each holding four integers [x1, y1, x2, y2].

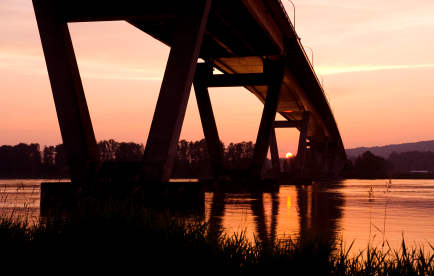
[[32, 0, 347, 183]]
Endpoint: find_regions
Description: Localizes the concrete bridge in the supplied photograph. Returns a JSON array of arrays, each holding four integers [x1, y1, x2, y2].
[[32, 0, 347, 184]]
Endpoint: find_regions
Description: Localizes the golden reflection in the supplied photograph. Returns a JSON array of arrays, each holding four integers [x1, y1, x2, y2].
[[263, 193, 273, 238], [280, 188, 300, 238], [205, 183, 344, 244]]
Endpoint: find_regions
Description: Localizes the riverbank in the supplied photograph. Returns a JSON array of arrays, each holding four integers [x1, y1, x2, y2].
[[1, 197, 433, 275], [344, 174, 434, 179], [391, 173, 434, 179]]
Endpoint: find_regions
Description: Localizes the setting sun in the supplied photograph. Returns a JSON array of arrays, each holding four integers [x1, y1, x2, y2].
[[286, 153, 293, 158]]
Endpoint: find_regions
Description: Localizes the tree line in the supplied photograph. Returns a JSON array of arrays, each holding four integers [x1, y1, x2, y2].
[[0, 139, 258, 179], [0, 140, 145, 179], [3, 139, 431, 180], [344, 150, 434, 179], [172, 139, 256, 178], [388, 151, 434, 172], [344, 151, 393, 179]]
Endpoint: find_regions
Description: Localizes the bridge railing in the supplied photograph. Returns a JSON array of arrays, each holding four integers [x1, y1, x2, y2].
[[280, 1, 337, 120], [277, 1, 344, 155], [277, 0, 295, 33]]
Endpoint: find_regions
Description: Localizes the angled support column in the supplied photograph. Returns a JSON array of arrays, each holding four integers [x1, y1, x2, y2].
[[320, 136, 329, 177], [295, 112, 310, 177], [141, 0, 212, 182], [193, 63, 225, 179], [250, 59, 287, 178], [33, 0, 99, 183], [269, 128, 280, 177]]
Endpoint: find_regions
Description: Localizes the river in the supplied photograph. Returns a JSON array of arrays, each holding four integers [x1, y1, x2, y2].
[[1, 179, 433, 253]]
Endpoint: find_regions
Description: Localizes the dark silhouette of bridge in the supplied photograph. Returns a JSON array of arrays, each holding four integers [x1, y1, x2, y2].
[[32, 0, 347, 186]]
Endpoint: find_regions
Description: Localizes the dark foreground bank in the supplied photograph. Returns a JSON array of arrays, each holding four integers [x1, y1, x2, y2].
[[1, 199, 433, 275]]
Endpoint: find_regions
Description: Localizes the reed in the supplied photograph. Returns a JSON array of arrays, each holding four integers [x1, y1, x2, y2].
[[332, 238, 434, 276]]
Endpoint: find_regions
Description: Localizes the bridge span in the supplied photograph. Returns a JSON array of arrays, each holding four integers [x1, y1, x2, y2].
[[32, 0, 347, 184]]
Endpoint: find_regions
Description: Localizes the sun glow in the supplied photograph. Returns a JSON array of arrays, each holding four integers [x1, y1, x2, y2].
[[286, 152, 293, 158]]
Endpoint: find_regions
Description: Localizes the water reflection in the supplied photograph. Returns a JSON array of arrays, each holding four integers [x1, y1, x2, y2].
[[206, 182, 345, 243], [0, 180, 41, 224], [2, 179, 434, 253], [208, 191, 280, 241], [297, 183, 345, 240]]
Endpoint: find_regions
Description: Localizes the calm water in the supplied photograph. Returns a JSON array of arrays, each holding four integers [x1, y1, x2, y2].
[[1, 179, 433, 252]]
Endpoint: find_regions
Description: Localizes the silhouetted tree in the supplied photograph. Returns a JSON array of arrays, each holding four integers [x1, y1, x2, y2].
[[172, 139, 213, 178], [344, 151, 389, 179], [0, 143, 42, 178], [172, 140, 258, 178], [173, 139, 191, 176], [96, 140, 144, 162], [54, 144, 69, 178], [0, 145, 13, 178], [98, 139, 118, 161], [115, 142, 145, 161], [188, 139, 212, 178], [42, 145, 55, 176], [224, 141, 254, 169]]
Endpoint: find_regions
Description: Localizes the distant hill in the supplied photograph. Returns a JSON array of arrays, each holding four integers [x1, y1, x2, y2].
[[346, 140, 434, 158]]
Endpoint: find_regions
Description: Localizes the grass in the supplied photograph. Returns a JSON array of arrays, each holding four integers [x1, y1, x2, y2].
[[0, 194, 433, 275], [0, 198, 332, 274]]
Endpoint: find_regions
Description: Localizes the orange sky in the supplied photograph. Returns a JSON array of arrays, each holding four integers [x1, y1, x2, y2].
[[1, 0, 434, 157]]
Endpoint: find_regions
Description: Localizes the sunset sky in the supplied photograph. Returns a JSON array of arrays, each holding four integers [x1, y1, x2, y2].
[[1, 0, 434, 157]]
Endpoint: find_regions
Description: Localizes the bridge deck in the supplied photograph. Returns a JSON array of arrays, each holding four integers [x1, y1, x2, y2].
[[125, 0, 345, 157], [60, 0, 345, 157]]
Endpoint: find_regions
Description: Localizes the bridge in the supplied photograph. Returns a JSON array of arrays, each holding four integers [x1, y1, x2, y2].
[[32, 0, 347, 185]]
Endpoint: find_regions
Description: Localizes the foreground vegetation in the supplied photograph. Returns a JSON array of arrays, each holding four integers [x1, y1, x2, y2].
[[1, 199, 433, 275]]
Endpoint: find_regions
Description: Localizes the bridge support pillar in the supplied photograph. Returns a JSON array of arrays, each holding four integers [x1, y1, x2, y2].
[[33, 0, 100, 183], [269, 128, 281, 177], [320, 136, 329, 177], [193, 63, 226, 179], [140, 0, 212, 182], [328, 149, 343, 179], [327, 148, 336, 177], [310, 145, 320, 176], [295, 112, 310, 177], [250, 59, 287, 178]]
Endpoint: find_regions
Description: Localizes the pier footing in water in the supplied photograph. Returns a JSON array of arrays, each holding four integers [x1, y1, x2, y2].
[[40, 181, 205, 215]]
